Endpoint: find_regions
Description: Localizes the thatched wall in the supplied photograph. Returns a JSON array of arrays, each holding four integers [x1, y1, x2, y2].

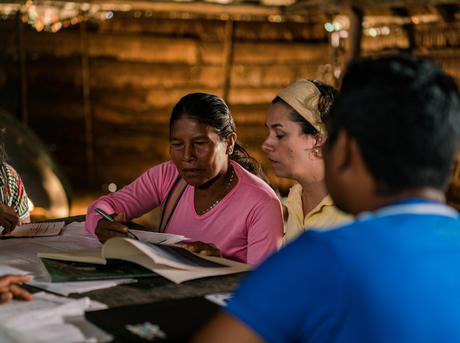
[[0, 14, 330, 194], [0, 10, 460, 203]]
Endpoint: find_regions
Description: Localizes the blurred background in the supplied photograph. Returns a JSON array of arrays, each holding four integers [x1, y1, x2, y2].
[[0, 0, 459, 224]]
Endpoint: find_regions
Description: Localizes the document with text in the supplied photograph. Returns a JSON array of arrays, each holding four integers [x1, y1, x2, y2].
[[1, 221, 65, 238]]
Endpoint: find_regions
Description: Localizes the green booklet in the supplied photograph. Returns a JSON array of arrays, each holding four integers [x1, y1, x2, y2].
[[39, 257, 157, 282]]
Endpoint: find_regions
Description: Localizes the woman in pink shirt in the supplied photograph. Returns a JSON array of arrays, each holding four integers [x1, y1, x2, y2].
[[86, 93, 283, 265]]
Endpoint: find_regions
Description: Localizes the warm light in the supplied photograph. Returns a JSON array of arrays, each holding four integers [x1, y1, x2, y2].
[[28, 198, 35, 212], [381, 26, 390, 35], [81, 2, 90, 11], [364, 26, 390, 38], [108, 183, 117, 193], [34, 19, 44, 32], [0, 1, 131, 33], [324, 22, 334, 32], [333, 67, 341, 79], [268, 14, 283, 23], [333, 15, 350, 31], [51, 22, 62, 32], [331, 31, 340, 47]]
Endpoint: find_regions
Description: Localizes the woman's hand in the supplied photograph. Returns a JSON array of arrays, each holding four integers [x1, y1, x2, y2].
[[178, 241, 222, 257], [95, 212, 130, 243], [0, 275, 33, 304], [0, 204, 20, 235]]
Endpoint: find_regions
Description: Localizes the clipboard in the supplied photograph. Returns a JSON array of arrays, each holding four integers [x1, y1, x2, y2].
[[85, 296, 220, 342]]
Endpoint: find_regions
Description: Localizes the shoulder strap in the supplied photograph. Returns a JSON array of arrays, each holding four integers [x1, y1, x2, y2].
[[158, 175, 188, 233]]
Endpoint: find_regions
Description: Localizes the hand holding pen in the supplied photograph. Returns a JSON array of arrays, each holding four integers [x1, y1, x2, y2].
[[94, 208, 139, 243]]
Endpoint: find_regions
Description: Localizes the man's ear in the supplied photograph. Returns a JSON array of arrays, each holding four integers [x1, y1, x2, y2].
[[333, 129, 367, 182], [226, 132, 237, 155], [330, 129, 352, 172]]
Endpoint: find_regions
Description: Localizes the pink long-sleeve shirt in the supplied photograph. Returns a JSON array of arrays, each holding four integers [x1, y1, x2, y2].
[[86, 160, 283, 265]]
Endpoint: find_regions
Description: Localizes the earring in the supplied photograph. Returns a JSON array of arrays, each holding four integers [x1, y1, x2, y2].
[[312, 147, 321, 157]]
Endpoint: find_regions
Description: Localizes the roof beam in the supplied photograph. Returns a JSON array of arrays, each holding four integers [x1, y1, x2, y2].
[[288, 0, 460, 13], [434, 3, 459, 22]]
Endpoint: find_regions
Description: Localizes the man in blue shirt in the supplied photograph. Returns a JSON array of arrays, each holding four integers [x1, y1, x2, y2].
[[192, 54, 460, 343]]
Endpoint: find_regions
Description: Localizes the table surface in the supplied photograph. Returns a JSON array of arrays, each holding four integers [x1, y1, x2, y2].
[[68, 272, 246, 307], [2, 215, 249, 343]]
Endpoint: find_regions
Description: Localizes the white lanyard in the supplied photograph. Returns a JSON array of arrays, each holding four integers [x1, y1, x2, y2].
[[357, 202, 459, 222]]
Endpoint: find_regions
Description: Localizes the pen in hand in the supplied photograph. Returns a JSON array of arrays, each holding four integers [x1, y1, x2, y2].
[[94, 207, 139, 240]]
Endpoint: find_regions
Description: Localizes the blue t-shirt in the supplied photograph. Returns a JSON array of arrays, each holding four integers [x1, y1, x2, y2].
[[225, 200, 460, 342]]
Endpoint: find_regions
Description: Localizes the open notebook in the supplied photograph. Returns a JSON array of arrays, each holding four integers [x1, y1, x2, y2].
[[38, 237, 251, 283]]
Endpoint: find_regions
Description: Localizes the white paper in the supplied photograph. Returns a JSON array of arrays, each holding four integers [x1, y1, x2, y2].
[[0, 265, 31, 276], [1, 221, 65, 238], [65, 315, 113, 343], [0, 221, 102, 279], [29, 278, 138, 296], [129, 229, 187, 244], [150, 261, 250, 284], [0, 221, 126, 342], [205, 292, 233, 307], [0, 292, 107, 343]]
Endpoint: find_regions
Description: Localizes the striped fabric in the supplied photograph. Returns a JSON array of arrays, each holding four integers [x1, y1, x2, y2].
[[158, 175, 188, 233], [0, 163, 30, 220]]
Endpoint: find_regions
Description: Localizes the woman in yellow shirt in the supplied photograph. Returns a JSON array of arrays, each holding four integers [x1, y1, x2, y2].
[[262, 80, 352, 245]]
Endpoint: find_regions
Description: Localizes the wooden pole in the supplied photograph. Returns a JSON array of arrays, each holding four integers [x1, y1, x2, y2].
[[222, 19, 234, 103], [17, 14, 28, 125], [80, 21, 95, 186], [344, 6, 364, 70], [393, 7, 415, 52]]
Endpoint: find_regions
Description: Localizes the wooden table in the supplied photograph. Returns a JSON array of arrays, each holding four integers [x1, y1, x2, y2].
[[69, 272, 246, 308], [2, 215, 248, 342]]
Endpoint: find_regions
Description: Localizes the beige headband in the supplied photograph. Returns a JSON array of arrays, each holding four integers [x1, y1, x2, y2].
[[277, 80, 326, 136]]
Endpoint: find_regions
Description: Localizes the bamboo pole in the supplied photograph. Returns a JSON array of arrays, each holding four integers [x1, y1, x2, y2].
[[344, 6, 364, 69], [17, 14, 28, 125], [222, 19, 234, 103], [80, 21, 95, 185]]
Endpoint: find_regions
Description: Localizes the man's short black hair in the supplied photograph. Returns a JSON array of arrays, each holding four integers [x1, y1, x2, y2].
[[328, 54, 460, 194]]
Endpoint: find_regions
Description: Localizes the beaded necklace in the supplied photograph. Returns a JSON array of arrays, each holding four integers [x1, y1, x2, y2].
[[197, 165, 234, 215]]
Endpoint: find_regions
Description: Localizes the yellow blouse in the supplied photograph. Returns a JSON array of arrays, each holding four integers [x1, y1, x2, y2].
[[283, 183, 353, 245]]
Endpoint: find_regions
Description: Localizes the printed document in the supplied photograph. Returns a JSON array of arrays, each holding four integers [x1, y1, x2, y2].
[[1, 221, 65, 238]]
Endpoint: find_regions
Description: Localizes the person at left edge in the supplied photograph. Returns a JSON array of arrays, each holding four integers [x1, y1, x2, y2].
[[0, 274, 33, 305], [0, 129, 30, 235], [86, 93, 283, 265]]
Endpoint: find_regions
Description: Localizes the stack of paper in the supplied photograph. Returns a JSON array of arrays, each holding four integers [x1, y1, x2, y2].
[[0, 221, 65, 237], [0, 292, 110, 343], [0, 265, 137, 297]]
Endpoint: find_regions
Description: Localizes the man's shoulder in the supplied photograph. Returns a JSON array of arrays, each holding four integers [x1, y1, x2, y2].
[[303, 211, 460, 258]]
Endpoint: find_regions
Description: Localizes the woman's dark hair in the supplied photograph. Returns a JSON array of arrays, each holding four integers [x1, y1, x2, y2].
[[272, 80, 339, 139], [170, 93, 268, 182]]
